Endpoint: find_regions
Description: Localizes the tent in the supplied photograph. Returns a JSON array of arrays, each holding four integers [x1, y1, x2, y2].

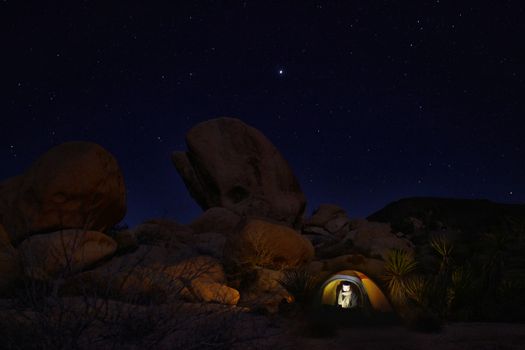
[[319, 270, 392, 312]]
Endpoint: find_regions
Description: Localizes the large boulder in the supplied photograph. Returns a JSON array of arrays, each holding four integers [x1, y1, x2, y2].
[[0, 142, 126, 242], [0, 224, 20, 294], [225, 219, 314, 270], [349, 219, 414, 260], [19, 229, 117, 280], [172, 118, 306, 226]]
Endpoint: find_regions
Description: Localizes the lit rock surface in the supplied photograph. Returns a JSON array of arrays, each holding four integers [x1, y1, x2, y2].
[[225, 219, 314, 270], [0, 142, 126, 242]]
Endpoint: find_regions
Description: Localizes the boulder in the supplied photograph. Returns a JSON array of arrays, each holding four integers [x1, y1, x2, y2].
[[0, 142, 126, 242], [225, 219, 314, 270], [302, 225, 334, 238], [350, 219, 414, 260], [305, 204, 346, 227], [190, 207, 241, 235], [325, 215, 350, 234], [192, 232, 227, 259], [19, 229, 117, 280], [162, 256, 243, 305], [0, 224, 20, 294], [239, 268, 291, 314], [172, 118, 306, 226], [191, 280, 240, 305], [62, 245, 182, 302]]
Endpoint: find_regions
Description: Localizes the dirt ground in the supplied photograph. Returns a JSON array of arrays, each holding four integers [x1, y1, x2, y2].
[[296, 322, 525, 350]]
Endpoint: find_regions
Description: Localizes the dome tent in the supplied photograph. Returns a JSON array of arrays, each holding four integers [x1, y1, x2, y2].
[[319, 270, 392, 312]]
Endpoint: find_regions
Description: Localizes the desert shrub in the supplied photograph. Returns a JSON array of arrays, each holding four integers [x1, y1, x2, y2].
[[403, 275, 429, 306], [383, 249, 417, 305], [429, 234, 454, 274], [277, 267, 319, 307]]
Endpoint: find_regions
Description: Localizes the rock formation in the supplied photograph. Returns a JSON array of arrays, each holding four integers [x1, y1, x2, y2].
[[0, 141, 126, 242], [0, 224, 20, 294], [225, 218, 314, 270], [172, 118, 306, 227]]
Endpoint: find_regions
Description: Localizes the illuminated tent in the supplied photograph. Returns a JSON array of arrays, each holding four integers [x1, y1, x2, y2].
[[319, 270, 392, 312]]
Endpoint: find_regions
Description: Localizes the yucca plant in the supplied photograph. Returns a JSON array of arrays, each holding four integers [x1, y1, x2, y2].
[[429, 234, 454, 274], [447, 265, 473, 316], [383, 249, 418, 304], [404, 275, 429, 306]]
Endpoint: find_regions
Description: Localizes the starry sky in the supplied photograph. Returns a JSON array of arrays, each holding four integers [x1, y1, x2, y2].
[[2, 1, 524, 226]]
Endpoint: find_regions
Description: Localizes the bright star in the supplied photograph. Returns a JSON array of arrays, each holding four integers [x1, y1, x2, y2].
[[278, 69, 284, 75]]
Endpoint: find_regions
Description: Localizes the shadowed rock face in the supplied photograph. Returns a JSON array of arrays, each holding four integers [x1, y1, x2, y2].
[[172, 118, 306, 226], [0, 142, 126, 242], [19, 229, 117, 280], [367, 197, 525, 237]]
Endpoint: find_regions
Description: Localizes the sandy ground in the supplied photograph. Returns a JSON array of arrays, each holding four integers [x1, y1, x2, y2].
[[296, 323, 525, 350]]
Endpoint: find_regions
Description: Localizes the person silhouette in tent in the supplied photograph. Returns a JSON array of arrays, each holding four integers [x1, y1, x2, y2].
[[337, 282, 357, 309]]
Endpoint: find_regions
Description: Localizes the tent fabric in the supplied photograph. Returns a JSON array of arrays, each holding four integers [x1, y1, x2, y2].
[[319, 270, 392, 312]]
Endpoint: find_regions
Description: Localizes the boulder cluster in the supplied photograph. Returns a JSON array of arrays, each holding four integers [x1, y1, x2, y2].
[[0, 118, 414, 313]]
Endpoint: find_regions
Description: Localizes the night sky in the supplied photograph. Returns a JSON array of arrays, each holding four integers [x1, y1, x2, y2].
[[2, 1, 524, 226]]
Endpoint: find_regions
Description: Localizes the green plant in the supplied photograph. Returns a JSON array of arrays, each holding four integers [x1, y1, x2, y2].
[[429, 234, 454, 273], [445, 265, 474, 318], [404, 275, 429, 306], [383, 249, 417, 305]]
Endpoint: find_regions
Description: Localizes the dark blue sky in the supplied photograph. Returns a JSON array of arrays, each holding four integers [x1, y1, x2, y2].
[[1, 1, 524, 226]]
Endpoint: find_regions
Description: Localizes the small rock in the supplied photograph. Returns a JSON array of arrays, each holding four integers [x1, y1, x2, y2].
[[305, 204, 346, 227], [324, 215, 350, 234]]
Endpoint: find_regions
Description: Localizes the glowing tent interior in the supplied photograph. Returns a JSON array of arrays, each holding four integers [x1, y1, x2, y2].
[[319, 270, 393, 312]]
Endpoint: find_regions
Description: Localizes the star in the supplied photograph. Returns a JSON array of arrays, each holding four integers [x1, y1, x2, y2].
[[278, 69, 284, 75]]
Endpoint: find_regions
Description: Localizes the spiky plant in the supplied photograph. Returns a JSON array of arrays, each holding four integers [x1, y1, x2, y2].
[[383, 249, 418, 304], [447, 265, 473, 314], [429, 234, 454, 273], [404, 275, 429, 306]]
